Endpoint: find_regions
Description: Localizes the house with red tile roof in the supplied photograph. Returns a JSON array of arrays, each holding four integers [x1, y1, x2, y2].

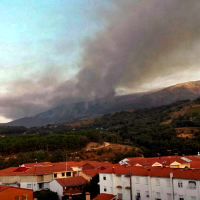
[[0, 184, 33, 200], [0, 160, 111, 194], [0, 163, 73, 191], [50, 176, 88, 200], [119, 155, 197, 168], [99, 165, 200, 200]]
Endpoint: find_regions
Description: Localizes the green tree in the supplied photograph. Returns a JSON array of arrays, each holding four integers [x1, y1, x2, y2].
[[33, 190, 59, 200], [90, 174, 100, 199]]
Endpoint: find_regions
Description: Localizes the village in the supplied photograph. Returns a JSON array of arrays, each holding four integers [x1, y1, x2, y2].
[[1, 154, 200, 200]]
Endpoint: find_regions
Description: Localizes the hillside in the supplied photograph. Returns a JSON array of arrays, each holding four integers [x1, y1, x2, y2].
[[4, 80, 200, 127], [1, 98, 200, 169]]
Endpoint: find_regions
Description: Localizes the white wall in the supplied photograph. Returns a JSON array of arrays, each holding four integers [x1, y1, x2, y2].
[[99, 172, 200, 200], [50, 180, 63, 200], [173, 178, 199, 200]]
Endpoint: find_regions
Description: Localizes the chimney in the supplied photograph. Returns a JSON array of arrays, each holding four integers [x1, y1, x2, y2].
[[86, 192, 90, 200], [112, 167, 115, 174], [198, 152, 200, 156]]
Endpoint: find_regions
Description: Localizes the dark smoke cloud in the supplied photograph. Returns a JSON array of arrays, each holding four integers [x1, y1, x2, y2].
[[76, 0, 200, 99], [1, 0, 200, 120]]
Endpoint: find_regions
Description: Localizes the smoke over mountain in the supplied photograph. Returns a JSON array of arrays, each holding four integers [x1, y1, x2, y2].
[[75, 0, 200, 100], [1, 0, 200, 120]]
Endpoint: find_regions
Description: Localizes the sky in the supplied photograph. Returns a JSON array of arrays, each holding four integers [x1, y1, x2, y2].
[[0, 0, 200, 122]]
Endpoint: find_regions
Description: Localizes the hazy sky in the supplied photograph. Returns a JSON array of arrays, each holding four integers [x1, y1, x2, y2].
[[1, 0, 200, 123]]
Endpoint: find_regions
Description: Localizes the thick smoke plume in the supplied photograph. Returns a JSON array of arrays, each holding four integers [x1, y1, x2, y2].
[[1, 0, 200, 120], [76, 0, 200, 100]]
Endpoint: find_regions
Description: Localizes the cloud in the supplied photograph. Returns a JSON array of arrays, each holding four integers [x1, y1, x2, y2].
[[1, 0, 200, 121]]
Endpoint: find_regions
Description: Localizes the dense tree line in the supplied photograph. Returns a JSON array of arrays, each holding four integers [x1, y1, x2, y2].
[[0, 99, 200, 169]]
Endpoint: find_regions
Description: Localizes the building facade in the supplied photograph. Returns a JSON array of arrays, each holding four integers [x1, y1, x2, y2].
[[99, 165, 200, 200]]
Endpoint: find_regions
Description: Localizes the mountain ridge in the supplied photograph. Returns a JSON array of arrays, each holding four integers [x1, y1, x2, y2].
[[4, 80, 200, 127]]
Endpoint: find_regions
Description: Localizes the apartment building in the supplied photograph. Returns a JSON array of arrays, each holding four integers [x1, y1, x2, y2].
[[99, 165, 200, 200]]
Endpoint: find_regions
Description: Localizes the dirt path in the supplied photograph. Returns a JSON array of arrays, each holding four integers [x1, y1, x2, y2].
[[86, 142, 110, 151]]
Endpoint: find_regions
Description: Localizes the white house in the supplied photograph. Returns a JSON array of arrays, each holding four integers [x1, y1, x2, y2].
[[50, 176, 88, 200], [99, 165, 200, 200]]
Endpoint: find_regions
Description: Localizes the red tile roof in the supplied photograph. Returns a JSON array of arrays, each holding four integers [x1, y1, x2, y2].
[[100, 165, 200, 180], [59, 161, 111, 169], [0, 185, 12, 192], [55, 176, 87, 187], [101, 165, 174, 178], [92, 193, 116, 200], [80, 169, 103, 178], [22, 162, 52, 167], [0, 185, 32, 192], [190, 161, 200, 168], [0, 163, 72, 176], [173, 169, 200, 180], [125, 155, 200, 167]]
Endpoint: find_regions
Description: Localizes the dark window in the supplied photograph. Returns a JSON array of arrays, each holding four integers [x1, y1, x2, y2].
[[62, 172, 65, 177], [66, 172, 71, 177], [22, 195, 27, 200], [15, 197, 20, 200], [188, 181, 196, 189], [54, 173, 57, 178], [178, 182, 183, 188], [103, 176, 106, 180], [104, 187, 107, 192]]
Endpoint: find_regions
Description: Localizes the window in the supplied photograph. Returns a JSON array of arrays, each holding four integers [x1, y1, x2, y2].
[[22, 195, 27, 200], [104, 187, 107, 192], [166, 180, 171, 187], [136, 191, 140, 200], [167, 193, 171, 200], [15, 197, 20, 200], [145, 177, 148, 185], [179, 195, 184, 200], [146, 191, 149, 198], [110, 187, 113, 193], [27, 184, 31, 189], [54, 173, 57, 178], [178, 181, 183, 188], [135, 177, 139, 184], [62, 172, 65, 177], [156, 192, 161, 199], [188, 181, 196, 189], [191, 197, 196, 200], [118, 193, 123, 199], [156, 179, 160, 186], [103, 175, 106, 180], [66, 172, 71, 177]]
